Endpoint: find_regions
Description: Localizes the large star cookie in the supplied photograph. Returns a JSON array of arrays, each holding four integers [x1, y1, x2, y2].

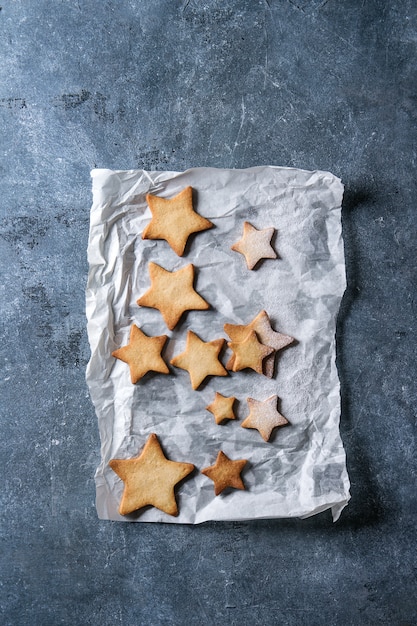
[[241, 395, 289, 442], [201, 451, 247, 495], [112, 324, 169, 384], [109, 433, 194, 516], [142, 186, 213, 256], [137, 262, 209, 330], [227, 329, 274, 375], [224, 310, 295, 378], [170, 330, 227, 390], [231, 221, 277, 270], [206, 392, 237, 425]]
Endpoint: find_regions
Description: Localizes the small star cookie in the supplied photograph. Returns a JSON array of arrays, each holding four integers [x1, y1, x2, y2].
[[142, 186, 213, 256], [224, 310, 295, 378], [201, 451, 247, 495], [231, 221, 277, 270], [170, 330, 227, 390], [109, 433, 195, 516], [206, 392, 236, 425], [241, 395, 289, 442], [227, 330, 274, 375], [137, 262, 209, 330], [112, 324, 169, 384]]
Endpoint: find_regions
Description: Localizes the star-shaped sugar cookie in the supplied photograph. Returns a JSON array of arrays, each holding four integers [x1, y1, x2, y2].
[[224, 310, 295, 378], [201, 451, 247, 495], [227, 330, 274, 375], [109, 433, 195, 516], [137, 262, 209, 330], [112, 325, 169, 384], [206, 392, 236, 425], [142, 186, 213, 256], [241, 395, 289, 442], [231, 221, 277, 270], [170, 330, 227, 390]]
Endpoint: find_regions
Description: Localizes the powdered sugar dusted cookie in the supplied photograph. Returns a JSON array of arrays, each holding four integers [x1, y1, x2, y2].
[[231, 221, 277, 270], [241, 395, 289, 442]]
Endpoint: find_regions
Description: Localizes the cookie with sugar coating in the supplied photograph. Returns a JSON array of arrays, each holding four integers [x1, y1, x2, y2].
[[231, 221, 277, 270]]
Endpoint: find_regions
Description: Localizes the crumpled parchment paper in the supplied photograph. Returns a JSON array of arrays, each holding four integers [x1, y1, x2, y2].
[[86, 166, 350, 523]]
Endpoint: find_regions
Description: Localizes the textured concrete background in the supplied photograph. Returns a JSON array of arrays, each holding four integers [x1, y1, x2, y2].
[[1, 1, 416, 624]]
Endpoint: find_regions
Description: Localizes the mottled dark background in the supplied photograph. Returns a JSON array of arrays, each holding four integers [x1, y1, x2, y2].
[[1, 1, 416, 624]]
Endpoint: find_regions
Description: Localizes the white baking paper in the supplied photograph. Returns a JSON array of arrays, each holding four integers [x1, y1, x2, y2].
[[86, 166, 350, 523]]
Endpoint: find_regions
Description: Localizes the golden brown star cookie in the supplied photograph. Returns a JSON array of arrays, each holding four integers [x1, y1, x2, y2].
[[227, 330, 274, 375], [231, 221, 277, 270], [224, 310, 295, 378], [137, 262, 209, 330], [109, 433, 195, 516], [201, 451, 247, 496], [206, 392, 236, 425], [241, 395, 288, 442], [142, 186, 213, 256], [111, 324, 169, 384], [170, 330, 227, 390]]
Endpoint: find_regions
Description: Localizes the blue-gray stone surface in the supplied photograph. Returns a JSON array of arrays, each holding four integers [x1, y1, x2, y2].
[[1, 1, 416, 624]]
